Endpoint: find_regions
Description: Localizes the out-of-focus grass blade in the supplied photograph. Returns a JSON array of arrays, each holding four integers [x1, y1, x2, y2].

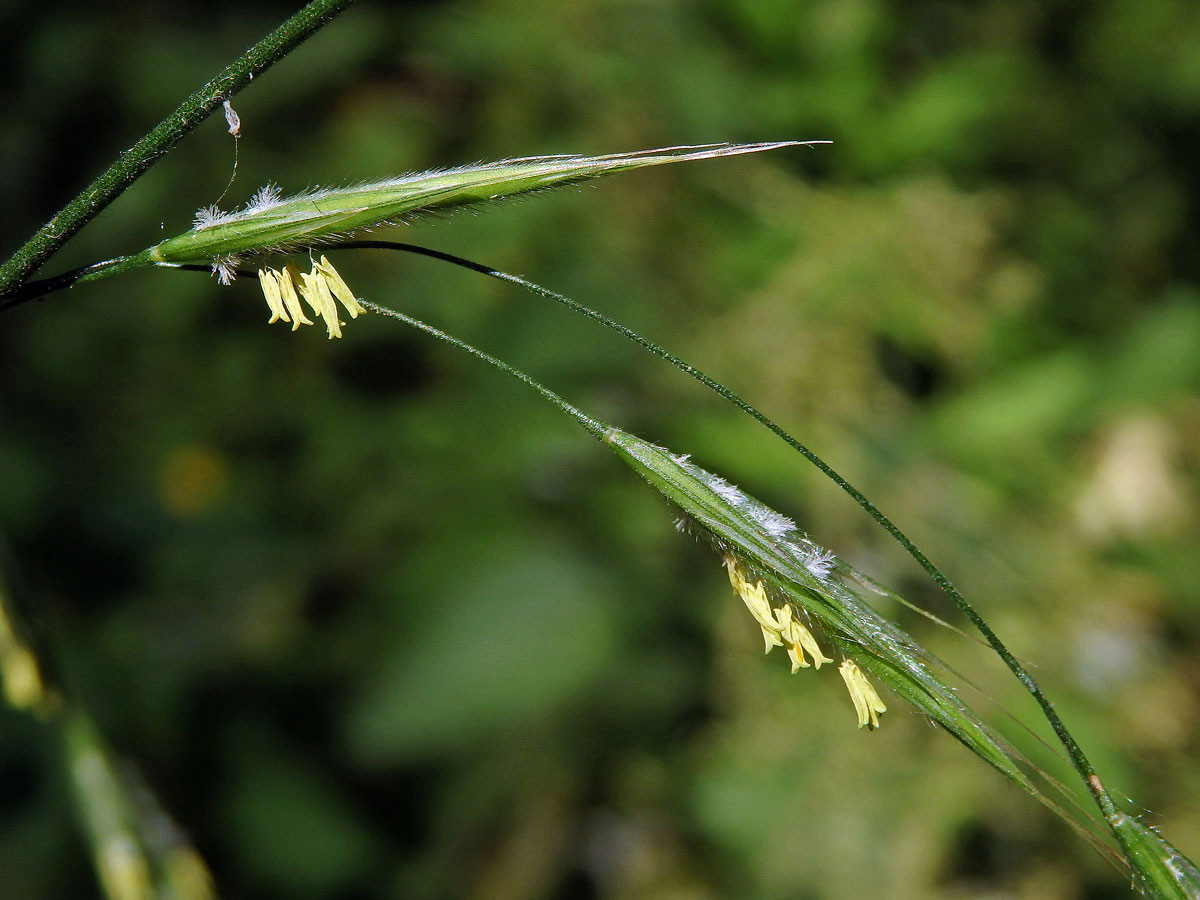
[[148, 142, 813, 265], [64, 712, 156, 900], [0, 573, 57, 718], [64, 711, 217, 900], [3, 565, 214, 900]]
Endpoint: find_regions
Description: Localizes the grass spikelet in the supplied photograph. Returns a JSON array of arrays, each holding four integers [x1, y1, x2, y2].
[[146, 142, 814, 269], [602, 426, 1044, 781], [364, 298, 1056, 791], [1111, 815, 1200, 899], [367, 298, 1200, 885], [598, 426, 1159, 861]]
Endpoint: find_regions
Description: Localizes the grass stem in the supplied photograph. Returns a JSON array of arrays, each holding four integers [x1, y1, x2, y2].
[[0, 0, 356, 294]]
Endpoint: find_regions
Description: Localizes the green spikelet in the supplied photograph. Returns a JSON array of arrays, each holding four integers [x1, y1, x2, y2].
[[148, 143, 809, 271], [603, 426, 1037, 781]]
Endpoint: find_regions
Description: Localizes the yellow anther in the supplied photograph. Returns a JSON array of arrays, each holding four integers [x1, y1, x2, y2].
[[258, 257, 368, 338], [258, 269, 289, 324], [776, 604, 833, 672], [314, 255, 365, 318], [279, 262, 312, 331], [299, 268, 342, 339], [725, 557, 783, 652], [838, 659, 887, 730]]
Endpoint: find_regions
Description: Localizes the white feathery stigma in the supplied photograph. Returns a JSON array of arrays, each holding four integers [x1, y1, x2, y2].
[[803, 546, 836, 580], [192, 205, 226, 228], [212, 256, 240, 285], [708, 477, 746, 505], [246, 183, 283, 212], [747, 504, 796, 538]]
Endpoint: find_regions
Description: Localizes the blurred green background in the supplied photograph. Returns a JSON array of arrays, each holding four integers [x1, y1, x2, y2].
[[2, 1, 1199, 897]]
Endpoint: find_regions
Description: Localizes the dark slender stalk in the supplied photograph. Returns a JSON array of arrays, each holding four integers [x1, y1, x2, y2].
[[0, 0, 356, 294], [340, 239, 1120, 822], [362, 301, 606, 439], [0, 253, 156, 312]]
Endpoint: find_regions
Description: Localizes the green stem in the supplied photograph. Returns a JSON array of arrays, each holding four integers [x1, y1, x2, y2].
[[362, 300, 606, 439], [0, 252, 158, 311], [0, 0, 356, 294], [345, 240, 1119, 823]]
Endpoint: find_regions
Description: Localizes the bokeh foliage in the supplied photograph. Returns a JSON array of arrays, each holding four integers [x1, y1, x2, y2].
[[1, 1, 1198, 897]]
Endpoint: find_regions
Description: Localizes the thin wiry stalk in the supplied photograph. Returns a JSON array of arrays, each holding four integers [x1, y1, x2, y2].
[[0, 112, 1178, 879], [362, 301, 605, 440], [362, 296, 1200, 895], [0, 255, 151, 312], [0, 231, 1153, 829]]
